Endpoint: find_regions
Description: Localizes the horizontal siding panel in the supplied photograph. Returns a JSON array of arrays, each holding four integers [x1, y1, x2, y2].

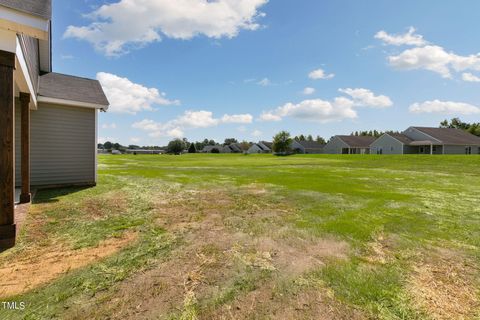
[[15, 103, 96, 187]]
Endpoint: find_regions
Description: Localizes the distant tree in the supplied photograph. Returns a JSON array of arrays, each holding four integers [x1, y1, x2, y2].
[[188, 143, 197, 153], [97, 143, 104, 149], [211, 148, 220, 153], [128, 145, 140, 149], [307, 134, 313, 142], [208, 139, 216, 146], [239, 140, 251, 151], [104, 141, 113, 150], [298, 134, 306, 141], [224, 138, 238, 145], [167, 139, 186, 155], [272, 131, 293, 155], [440, 118, 480, 136], [316, 136, 326, 144]]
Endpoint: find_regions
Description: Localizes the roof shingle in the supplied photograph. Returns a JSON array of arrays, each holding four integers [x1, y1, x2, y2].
[[412, 127, 480, 145], [0, 0, 51, 19], [337, 135, 376, 148], [39, 73, 109, 107]]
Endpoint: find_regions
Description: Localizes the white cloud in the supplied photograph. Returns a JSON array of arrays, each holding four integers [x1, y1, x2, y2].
[[101, 123, 117, 129], [133, 110, 254, 138], [308, 68, 334, 80], [375, 27, 427, 46], [409, 100, 480, 115], [260, 97, 356, 123], [64, 0, 268, 56], [260, 88, 392, 123], [259, 112, 283, 122], [339, 88, 393, 108], [237, 125, 247, 132], [97, 72, 179, 114], [98, 137, 117, 144], [377, 28, 480, 80], [462, 72, 480, 82], [221, 114, 253, 124], [302, 87, 315, 95], [251, 129, 263, 137], [257, 78, 272, 86]]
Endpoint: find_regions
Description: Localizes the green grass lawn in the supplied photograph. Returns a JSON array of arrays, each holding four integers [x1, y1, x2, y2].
[[1, 154, 479, 319]]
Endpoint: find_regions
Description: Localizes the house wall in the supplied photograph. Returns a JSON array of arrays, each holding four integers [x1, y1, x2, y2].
[[15, 103, 96, 187], [247, 144, 263, 154], [305, 148, 323, 154], [444, 145, 480, 155], [291, 140, 305, 154], [370, 135, 404, 154], [324, 137, 349, 154]]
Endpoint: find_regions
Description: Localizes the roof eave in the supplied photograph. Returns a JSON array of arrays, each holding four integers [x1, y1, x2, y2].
[[38, 96, 109, 110]]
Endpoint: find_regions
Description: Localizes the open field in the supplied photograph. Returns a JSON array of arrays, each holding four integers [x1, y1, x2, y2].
[[1, 154, 479, 319]]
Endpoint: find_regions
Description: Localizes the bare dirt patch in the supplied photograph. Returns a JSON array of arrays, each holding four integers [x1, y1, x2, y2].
[[82, 191, 129, 219], [408, 247, 480, 320], [67, 186, 353, 319], [0, 232, 137, 298], [206, 283, 364, 320]]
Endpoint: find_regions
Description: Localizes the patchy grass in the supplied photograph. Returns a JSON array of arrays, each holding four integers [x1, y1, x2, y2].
[[1, 154, 479, 319]]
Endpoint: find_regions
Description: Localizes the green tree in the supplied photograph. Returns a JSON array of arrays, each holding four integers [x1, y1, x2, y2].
[[224, 138, 238, 145], [440, 118, 480, 136], [239, 140, 251, 151], [103, 141, 113, 150], [307, 134, 313, 141], [272, 131, 293, 154], [167, 139, 186, 155], [188, 143, 197, 153], [316, 135, 326, 144]]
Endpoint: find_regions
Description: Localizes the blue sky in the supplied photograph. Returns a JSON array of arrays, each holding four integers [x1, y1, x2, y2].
[[53, 0, 480, 145]]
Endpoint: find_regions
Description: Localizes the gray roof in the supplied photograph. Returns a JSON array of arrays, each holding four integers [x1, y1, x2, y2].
[[337, 135, 377, 148], [388, 133, 414, 145], [0, 0, 51, 19], [39, 73, 109, 107], [260, 141, 273, 149], [295, 140, 325, 149], [412, 127, 480, 145], [229, 144, 243, 152]]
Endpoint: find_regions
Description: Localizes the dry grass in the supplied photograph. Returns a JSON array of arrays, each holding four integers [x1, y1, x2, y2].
[[408, 247, 480, 320], [62, 185, 354, 320]]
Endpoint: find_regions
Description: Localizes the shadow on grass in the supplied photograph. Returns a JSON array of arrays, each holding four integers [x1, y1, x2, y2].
[[33, 186, 93, 204]]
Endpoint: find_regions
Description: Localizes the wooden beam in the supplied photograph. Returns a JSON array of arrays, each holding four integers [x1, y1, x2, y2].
[[19, 92, 31, 203], [0, 50, 16, 250]]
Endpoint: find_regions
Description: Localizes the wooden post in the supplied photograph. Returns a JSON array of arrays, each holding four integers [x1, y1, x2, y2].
[[0, 50, 16, 250], [20, 92, 31, 203]]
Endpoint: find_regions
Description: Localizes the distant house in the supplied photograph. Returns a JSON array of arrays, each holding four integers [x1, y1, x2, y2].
[[228, 143, 243, 153], [371, 127, 480, 155], [292, 140, 325, 154], [125, 149, 164, 155], [247, 141, 272, 154], [202, 145, 223, 153], [324, 136, 376, 154]]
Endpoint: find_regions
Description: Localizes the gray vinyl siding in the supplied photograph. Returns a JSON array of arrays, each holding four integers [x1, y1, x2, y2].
[[15, 103, 96, 187], [324, 137, 349, 154], [291, 140, 305, 154], [444, 145, 480, 155], [370, 135, 404, 154]]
